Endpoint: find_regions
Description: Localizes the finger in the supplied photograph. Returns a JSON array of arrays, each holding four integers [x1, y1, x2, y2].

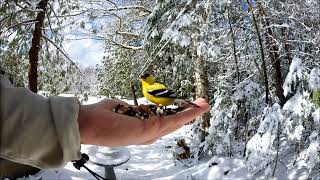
[[180, 98, 208, 109], [163, 99, 209, 126], [192, 98, 208, 106], [100, 99, 129, 110]]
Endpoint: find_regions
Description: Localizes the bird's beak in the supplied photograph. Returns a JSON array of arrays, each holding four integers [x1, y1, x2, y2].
[[140, 74, 146, 79]]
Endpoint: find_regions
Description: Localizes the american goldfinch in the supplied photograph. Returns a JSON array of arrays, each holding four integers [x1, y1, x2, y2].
[[140, 73, 199, 107]]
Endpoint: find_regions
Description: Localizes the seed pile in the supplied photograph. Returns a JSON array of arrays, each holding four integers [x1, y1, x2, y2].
[[113, 104, 184, 119]]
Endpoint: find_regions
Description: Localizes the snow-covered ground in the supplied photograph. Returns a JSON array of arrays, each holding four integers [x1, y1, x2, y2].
[[26, 126, 251, 180]]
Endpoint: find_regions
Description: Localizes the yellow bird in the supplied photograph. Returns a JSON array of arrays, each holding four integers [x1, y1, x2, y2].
[[140, 73, 198, 107]]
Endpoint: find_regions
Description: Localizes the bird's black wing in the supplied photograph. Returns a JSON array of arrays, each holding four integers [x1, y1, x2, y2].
[[147, 89, 177, 98]]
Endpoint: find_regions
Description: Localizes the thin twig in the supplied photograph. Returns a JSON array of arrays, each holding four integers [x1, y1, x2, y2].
[[5, 19, 37, 31], [103, 5, 152, 14], [109, 39, 143, 50]]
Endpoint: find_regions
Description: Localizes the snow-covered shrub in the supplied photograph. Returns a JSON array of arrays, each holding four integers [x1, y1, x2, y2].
[[197, 79, 266, 158], [200, 93, 237, 157], [245, 104, 282, 176], [309, 68, 320, 91], [296, 131, 320, 177], [245, 57, 320, 177], [233, 80, 266, 139], [283, 57, 304, 97], [282, 92, 313, 142], [233, 80, 265, 116]]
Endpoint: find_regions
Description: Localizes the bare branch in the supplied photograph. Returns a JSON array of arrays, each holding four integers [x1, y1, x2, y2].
[[48, 9, 90, 18], [116, 31, 140, 38], [42, 35, 82, 73], [48, 2, 61, 25], [104, 12, 140, 39], [65, 36, 106, 41], [5, 19, 37, 31], [103, 5, 152, 14], [109, 39, 143, 50], [106, 0, 118, 9]]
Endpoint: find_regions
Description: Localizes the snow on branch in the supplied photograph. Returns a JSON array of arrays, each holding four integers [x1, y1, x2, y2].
[[14, 1, 43, 13], [109, 39, 143, 50], [283, 57, 303, 97], [309, 68, 320, 90]]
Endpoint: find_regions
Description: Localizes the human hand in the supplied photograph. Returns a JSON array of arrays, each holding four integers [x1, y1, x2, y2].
[[78, 98, 209, 147]]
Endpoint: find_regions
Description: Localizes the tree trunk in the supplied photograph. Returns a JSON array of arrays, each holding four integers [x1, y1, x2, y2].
[[281, 27, 293, 65], [194, 55, 210, 141], [227, 10, 240, 84], [247, 0, 269, 105], [130, 82, 138, 105], [256, 1, 287, 107], [227, 8, 241, 137], [28, 0, 48, 93]]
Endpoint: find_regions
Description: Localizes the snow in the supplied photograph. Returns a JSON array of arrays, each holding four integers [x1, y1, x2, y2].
[[197, 42, 206, 57], [283, 93, 309, 116], [208, 45, 220, 58], [176, 14, 193, 28], [150, 29, 159, 38], [245, 104, 282, 174], [297, 131, 320, 172], [313, 108, 320, 125], [179, 35, 191, 47], [283, 57, 303, 97], [309, 67, 320, 90], [162, 28, 175, 41], [289, 124, 305, 141], [233, 80, 262, 101]]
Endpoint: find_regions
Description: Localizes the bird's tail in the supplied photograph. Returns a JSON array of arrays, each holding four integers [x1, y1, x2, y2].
[[173, 99, 200, 108]]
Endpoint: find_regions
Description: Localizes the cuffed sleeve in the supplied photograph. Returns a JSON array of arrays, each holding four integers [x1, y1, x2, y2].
[[0, 75, 81, 169], [49, 96, 81, 165]]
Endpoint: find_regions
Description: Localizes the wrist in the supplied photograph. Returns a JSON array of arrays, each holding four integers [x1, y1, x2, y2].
[[78, 104, 91, 144]]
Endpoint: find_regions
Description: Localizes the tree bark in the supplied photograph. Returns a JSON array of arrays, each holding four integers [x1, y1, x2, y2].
[[28, 0, 48, 93], [247, 0, 269, 105], [227, 8, 241, 137], [193, 1, 210, 142], [194, 55, 210, 141], [256, 1, 287, 106], [227, 10, 240, 84], [281, 27, 293, 65]]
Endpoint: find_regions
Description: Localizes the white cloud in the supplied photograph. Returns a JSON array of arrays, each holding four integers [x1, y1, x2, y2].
[[64, 38, 104, 68]]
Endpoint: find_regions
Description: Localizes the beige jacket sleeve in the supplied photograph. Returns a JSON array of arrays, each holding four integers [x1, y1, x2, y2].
[[0, 75, 81, 169]]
